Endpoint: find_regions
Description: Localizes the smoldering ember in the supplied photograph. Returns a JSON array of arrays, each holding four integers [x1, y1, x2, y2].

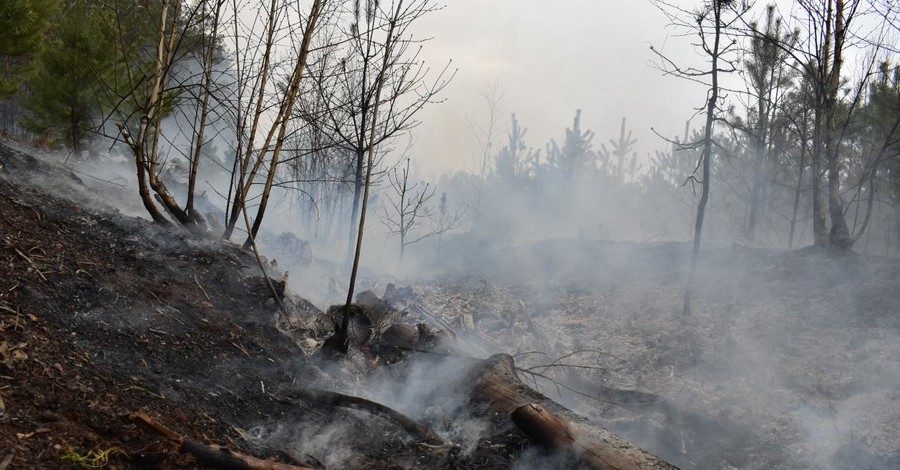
[[2, 1, 900, 469]]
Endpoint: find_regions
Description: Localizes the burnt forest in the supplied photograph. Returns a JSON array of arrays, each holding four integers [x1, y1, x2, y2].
[[1, 1, 899, 469]]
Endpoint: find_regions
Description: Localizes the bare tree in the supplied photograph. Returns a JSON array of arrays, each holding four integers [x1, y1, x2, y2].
[[468, 82, 505, 229], [651, 0, 749, 315], [114, 0, 200, 228], [107, 0, 328, 240], [379, 157, 462, 267], [219, 0, 330, 247], [303, 0, 454, 267]]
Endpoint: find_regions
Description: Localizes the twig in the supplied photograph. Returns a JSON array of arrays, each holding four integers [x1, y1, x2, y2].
[[157, 308, 186, 326], [194, 274, 212, 301], [12, 247, 47, 281], [0, 304, 18, 315], [232, 341, 251, 357], [522, 370, 661, 406], [0, 211, 20, 231], [124, 385, 165, 400], [524, 349, 625, 376]]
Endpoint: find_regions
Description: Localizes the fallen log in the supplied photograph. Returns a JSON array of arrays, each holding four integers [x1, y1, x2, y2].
[[130, 412, 315, 470], [468, 354, 678, 470]]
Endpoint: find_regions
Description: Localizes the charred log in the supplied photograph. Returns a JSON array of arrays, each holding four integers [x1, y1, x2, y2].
[[468, 354, 678, 470]]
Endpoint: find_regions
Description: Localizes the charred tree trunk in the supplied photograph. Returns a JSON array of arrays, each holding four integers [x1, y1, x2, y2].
[[468, 354, 678, 470]]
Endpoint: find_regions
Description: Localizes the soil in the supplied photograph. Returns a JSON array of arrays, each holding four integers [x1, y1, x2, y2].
[[2, 139, 899, 470], [0, 142, 541, 469]]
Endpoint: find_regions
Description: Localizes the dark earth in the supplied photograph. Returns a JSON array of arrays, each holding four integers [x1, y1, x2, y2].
[[0, 143, 537, 469]]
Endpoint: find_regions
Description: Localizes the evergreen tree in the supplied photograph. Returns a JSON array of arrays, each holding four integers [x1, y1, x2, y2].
[[546, 109, 596, 179], [23, 1, 119, 153], [0, 0, 58, 98]]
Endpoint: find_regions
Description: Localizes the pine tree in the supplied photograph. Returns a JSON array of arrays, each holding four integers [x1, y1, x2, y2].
[[546, 109, 596, 180], [0, 0, 59, 98], [22, 1, 119, 153]]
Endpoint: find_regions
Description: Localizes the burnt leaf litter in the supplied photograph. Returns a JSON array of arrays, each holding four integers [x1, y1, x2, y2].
[[1, 143, 899, 469]]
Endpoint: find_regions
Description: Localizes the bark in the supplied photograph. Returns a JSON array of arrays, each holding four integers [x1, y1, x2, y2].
[[468, 354, 678, 470]]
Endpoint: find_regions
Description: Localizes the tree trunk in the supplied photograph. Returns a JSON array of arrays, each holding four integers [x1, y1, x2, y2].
[[824, 0, 852, 250], [683, 2, 721, 316], [747, 137, 766, 243], [788, 142, 806, 248], [345, 147, 365, 267]]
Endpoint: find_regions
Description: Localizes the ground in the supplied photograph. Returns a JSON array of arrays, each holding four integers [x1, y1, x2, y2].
[[1, 140, 899, 469], [0, 142, 538, 469]]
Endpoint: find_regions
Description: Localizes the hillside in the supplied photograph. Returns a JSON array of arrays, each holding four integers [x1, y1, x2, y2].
[[1, 142, 899, 469]]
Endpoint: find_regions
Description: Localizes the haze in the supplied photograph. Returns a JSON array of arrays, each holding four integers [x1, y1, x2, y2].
[[413, 1, 719, 178]]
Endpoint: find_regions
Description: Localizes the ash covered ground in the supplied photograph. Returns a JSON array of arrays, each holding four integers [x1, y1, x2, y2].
[[405, 239, 900, 469], [1, 141, 899, 469]]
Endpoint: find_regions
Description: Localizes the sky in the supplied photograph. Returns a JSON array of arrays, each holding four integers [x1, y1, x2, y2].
[[405, 1, 824, 179], [409, 1, 715, 179]]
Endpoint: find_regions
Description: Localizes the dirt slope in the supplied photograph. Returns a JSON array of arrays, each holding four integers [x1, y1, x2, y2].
[[0, 143, 546, 470], [0, 143, 340, 468]]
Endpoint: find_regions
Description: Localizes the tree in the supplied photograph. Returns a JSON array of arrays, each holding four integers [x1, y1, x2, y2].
[[495, 113, 538, 186], [339, 0, 413, 354], [598, 117, 639, 179], [379, 157, 459, 267], [651, 0, 748, 315], [546, 109, 596, 180], [779, 0, 876, 250], [301, 0, 453, 267], [22, 0, 120, 154], [109, 0, 326, 235], [814, 0, 855, 249], [739, 4, 796, 242], [0, 0, 58, 98]]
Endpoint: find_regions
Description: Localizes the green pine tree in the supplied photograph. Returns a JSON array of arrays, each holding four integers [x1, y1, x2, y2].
[[0, 0, 59, 98], [23, 1, 119, 153]]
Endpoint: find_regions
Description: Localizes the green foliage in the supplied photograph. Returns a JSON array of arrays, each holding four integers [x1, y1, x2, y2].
[[22, 1, 120, 152], [0, 0, 59, 97]]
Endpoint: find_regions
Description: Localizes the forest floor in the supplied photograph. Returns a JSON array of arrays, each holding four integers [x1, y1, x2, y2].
[[1, 140, 899, 469]]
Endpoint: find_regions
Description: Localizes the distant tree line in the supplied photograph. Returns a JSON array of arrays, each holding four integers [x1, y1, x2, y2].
[[433, 1, 900, 260], [2, 0, 900, 263]]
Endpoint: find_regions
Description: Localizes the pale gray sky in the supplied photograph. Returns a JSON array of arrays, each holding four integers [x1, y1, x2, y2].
[[411, 1, 711, 178]]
